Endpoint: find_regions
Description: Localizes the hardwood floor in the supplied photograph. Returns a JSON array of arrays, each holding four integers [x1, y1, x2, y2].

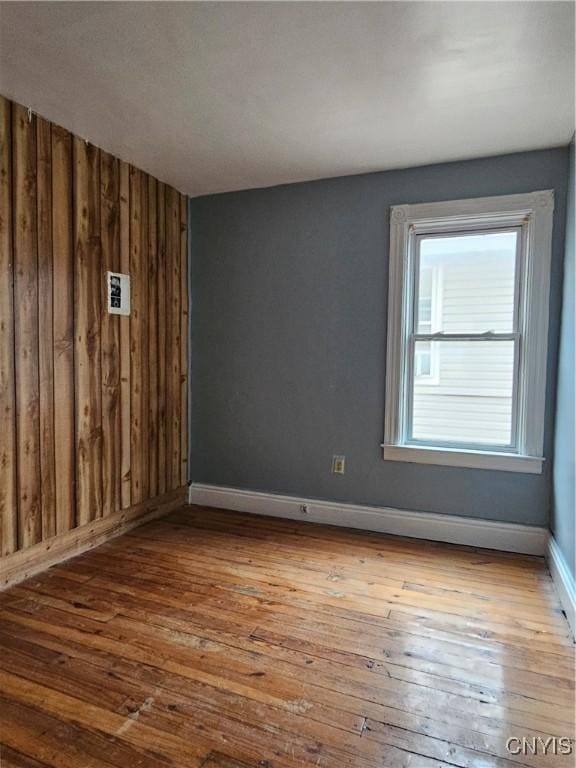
[[0, 505, 574, 768]]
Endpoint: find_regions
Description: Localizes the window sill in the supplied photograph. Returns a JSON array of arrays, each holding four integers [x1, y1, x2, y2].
[[382, 444, 544, 474]]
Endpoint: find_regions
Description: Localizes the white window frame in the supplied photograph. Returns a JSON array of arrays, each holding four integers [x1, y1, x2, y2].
[[383, 190, 554, 474]]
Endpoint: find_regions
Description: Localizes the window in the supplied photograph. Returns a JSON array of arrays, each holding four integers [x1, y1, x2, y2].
[[384, 191, 554, 473]]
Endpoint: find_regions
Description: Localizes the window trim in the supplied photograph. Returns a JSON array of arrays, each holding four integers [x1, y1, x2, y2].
[[383, 190, 554, 474]]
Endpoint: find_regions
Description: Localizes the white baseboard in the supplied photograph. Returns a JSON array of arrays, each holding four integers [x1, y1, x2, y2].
[[547, 537, 576, 638], [188, 483, 548, 556]]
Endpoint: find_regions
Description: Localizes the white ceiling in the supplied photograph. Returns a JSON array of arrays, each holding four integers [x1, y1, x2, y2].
[[0, 2, 573, 197]]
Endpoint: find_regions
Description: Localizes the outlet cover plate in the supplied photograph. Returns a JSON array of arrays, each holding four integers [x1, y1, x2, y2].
[[332, 455, 346, 474]]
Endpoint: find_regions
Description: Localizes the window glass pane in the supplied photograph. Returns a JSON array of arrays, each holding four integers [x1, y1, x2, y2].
[[415, 342, 432, 377], [417, 231, 517, 334], [410, 340, 515, 446], [419, 297, 432, 327]]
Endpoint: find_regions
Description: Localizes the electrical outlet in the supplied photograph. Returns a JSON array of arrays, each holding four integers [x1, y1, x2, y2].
[[332, 455, 345, 474]]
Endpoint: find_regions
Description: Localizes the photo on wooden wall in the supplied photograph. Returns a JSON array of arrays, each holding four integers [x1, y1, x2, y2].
[[106, 271, 130, 315]]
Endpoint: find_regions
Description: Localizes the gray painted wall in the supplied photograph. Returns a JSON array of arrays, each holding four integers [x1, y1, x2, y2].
[[552, 141, 575, 573], [189, 148, 569, 526]]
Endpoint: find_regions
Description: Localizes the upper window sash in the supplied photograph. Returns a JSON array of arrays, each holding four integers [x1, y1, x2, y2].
[[411, 226, 524, 337], [383, 190, 554, 474]]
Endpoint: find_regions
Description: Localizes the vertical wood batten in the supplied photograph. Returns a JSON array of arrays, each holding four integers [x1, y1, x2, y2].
[[13, 104, 42, 549], [148, 176, 159, 498], [165, 187, 171, 490], [0, 96, 17, 555], [74, 137, 103, 525], [100, 151, 121, 517], [165, 188, 174, 489], [179, 194, 188, 487], [37, 116, 56, 541], [167, 186, 181, 490], [51, 124, 75, 535], [129, 166, 143, 504], [140, 172, 150, 501], [172, 189, 181, 490], [156, 182, 167, 496], [119, 160, 131, 509]]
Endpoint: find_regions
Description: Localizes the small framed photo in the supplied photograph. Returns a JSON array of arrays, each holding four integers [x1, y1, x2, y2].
[[106, 271, 130, 315]]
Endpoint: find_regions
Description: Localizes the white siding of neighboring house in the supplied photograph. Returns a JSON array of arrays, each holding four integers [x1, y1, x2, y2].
[[413, 251, 516, 446]]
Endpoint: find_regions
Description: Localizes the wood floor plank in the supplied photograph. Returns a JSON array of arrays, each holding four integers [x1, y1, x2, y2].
[[2, 599, 571, 757], [0, 506, 573, 768], [124, 527, 564, 624], [155, 514, 557, 596], [0, 670, 208, 767], [46, 548, 573, 685], [21, 564, 571, 672], [0, 611, 455, 768], [0, 744, 53, 768], [90, 534, 569, 635], [67, 538, 575, 659], [61, 541, 574, 661], [0, 696, 117, 768]]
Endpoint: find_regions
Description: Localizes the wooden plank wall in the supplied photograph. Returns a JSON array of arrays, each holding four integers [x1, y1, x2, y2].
[[0, 95, 189, 559]]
